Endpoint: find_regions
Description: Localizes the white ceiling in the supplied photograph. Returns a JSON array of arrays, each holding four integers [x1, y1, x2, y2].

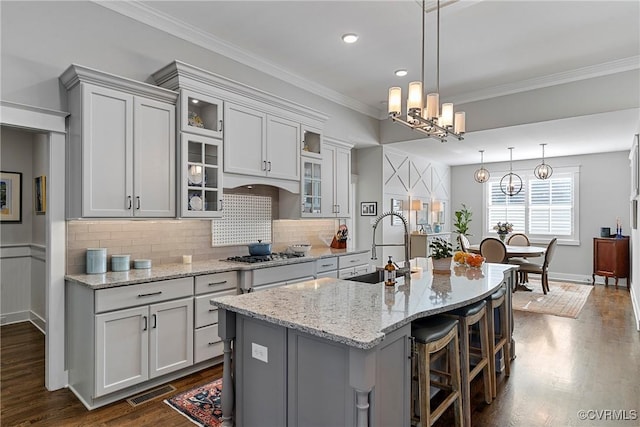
[[100, 0, 640, 165]]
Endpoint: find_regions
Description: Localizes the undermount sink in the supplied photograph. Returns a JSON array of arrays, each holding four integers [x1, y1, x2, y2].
[[348, 269, 420, 284], [348, 271, 385, 284]]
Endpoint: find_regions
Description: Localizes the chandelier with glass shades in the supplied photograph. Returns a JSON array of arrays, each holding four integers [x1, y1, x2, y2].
[[387, 0, 465, 142]]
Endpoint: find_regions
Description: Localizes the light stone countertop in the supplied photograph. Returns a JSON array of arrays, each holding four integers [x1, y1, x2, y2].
[[211, 263, 516, 350], [65, 247, 369, 289]]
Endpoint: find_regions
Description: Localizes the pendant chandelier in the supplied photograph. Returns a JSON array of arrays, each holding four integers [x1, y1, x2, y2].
[[500, 147, 522, 196], [534, 143, 553, 180], [387, 0, 465, 143], [474, 150, 490, 183]]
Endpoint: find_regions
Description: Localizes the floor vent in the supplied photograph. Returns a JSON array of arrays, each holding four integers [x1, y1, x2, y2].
[[126, 384, 176, 406]]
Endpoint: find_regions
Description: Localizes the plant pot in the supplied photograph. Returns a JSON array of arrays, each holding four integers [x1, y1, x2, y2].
[[432, 257, 452, 274]]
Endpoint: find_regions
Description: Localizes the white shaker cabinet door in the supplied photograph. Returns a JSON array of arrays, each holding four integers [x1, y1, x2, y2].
[[82, 84, 133, 217], [223, 103, 266, 177], [133, 97, 176, 217], [266, 115, 300, 181], [95, 306, 149, 397], [148, 297, 194, 378]]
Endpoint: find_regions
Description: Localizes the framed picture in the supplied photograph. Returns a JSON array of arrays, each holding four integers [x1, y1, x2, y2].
[[361, 201, 377, 216], [391, 198, 403, 225], [0, 171, 22, 223], [34, 175, 46, 214], [417, 202, 430, 225]]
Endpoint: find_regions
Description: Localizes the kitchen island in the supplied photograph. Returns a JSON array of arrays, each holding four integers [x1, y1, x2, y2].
[[211, 263, 517, 427]]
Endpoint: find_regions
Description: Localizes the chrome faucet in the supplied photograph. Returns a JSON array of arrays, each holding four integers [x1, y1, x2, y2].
[[371, 211, 411, 276]]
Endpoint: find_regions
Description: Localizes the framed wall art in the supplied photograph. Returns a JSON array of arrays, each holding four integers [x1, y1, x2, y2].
[[361, 201, 377, 216], [0, 171, 22, 223], [34, 175, 46, 214], [391, 198, 404, 225]]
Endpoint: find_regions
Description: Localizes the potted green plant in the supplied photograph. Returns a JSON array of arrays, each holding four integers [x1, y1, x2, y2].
[[453, 204, 472, 250], [429, 237, 453, 274]]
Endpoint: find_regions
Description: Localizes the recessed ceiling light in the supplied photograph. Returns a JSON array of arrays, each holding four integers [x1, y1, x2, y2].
[[341, 33, 359, 44], [394, 69, 408, 77], [191, 99, 199, 104]]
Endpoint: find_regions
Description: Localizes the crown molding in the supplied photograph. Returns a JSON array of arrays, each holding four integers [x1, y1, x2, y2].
[[450, 56, 640, 106], [93, 0, 380, 119]]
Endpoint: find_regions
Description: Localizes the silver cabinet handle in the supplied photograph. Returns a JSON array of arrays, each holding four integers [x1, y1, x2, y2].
[[219, 199, 223, 211], [136, 196, 141, 210], [208, 342, 218, 346], [263, 160, 267, 171], [219, 119, 223, 132], [127, 196, 132, 210], [267, 161, 272, 171], [208, 308, 217, 312], [143, 316, 147, 331]]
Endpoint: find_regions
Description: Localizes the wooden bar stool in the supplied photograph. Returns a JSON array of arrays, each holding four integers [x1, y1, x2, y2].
[[411, 316, 464, 427], [486, 287, 511, 398], [445, 300, 492, 427]]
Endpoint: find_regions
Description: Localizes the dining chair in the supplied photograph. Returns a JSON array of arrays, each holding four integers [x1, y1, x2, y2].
[[517, 238, 558, 294], [507, 233, 531, 283], [507, 233, 530, 246], [480, 238, 507, 263], [457, 234, 470, 252]]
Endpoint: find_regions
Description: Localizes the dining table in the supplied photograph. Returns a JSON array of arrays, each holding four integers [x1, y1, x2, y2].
[[468, 243, 546, 291]]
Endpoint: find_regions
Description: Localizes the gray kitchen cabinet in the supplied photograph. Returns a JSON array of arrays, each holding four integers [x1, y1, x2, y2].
[[300, 157, 323, 217], [322, 138, 352, 218], [314, 256, 339, 279], [66, 277, 195, 409], [194, 271, 238, 363], [179, 89, 224, 139], [239, 262, 315, 292], [224, 103, 301, 181], [337, 252, 371, 279], [60, 64, 178, 219]]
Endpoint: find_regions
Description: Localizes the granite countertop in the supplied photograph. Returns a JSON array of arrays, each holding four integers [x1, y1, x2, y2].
[[65, 247, 369, 289], [211, 263, 516, 350]]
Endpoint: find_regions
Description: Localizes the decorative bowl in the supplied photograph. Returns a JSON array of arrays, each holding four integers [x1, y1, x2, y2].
[[289, 244, 312, 255]]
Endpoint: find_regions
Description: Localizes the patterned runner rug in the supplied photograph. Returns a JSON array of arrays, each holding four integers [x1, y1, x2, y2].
[[512, 279, 593, 319], [165, 378, 223, 427]]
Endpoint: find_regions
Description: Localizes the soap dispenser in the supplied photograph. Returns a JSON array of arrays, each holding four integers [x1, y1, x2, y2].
[[384, 256, 396, 286]]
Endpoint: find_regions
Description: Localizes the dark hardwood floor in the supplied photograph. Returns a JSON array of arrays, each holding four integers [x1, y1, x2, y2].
[[2, 284, 639, 427]]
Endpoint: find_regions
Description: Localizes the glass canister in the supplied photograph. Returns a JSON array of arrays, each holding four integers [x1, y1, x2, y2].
[[86, 248, 107, 274]]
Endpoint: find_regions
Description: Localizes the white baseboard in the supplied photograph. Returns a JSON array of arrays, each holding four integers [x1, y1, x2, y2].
[[548, 272, 595, 284], [631, 286, 640, 331], [30, 311, 46, 333], [1, 310, 31, 325]]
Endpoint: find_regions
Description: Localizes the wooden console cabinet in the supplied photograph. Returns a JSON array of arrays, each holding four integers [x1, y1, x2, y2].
[[592, 236, 630, 289]]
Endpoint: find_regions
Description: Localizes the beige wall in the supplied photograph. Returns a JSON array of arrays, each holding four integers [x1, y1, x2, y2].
[[67, 218, 337, 275]]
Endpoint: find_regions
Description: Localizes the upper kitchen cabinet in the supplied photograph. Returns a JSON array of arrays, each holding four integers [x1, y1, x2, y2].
[[322, 138, 353, 218], [224, 103, 300, 181], [60, 64, 178, 219], [152, 61, 328, 192], [180, 89, 223, 139], [181, 133, 223, 217]]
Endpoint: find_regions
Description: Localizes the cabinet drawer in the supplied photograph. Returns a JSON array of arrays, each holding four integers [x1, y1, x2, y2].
[[194, 324, 224, 364], [194, 271, 238, 295], [339, 253, 369, 269], [95, 277, 193, 313], [195, 289, 236, 328], [315, 257, 338, 273], [252, 262, 314, 286], [316, 270, 338, 279]]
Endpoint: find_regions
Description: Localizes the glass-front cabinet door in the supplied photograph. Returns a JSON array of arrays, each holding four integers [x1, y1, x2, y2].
[[180, 133, 223, 218], [180, 89, 224, 139], [301, 158, 322, 217]]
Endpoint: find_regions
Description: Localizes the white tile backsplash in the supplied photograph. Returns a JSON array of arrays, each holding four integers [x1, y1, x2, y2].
[[211, 194, 272, 246]]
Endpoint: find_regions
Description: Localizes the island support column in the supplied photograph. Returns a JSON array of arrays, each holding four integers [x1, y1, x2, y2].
[[349, 347, 377, 427], [218, 309, 236, 426]]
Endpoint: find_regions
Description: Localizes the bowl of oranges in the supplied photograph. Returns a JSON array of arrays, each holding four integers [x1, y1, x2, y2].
[[453, 251, 485, 268]]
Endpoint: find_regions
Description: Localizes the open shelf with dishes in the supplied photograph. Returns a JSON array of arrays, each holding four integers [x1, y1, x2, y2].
[[181, 133, 223, 217]]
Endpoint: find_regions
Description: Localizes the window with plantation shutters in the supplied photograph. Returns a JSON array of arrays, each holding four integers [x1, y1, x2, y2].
[[484, 166, 579, 244]]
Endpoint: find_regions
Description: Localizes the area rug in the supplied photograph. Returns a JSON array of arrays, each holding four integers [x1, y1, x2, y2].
[[165, 378, 223, 427], [512, 279, 593, 319]]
